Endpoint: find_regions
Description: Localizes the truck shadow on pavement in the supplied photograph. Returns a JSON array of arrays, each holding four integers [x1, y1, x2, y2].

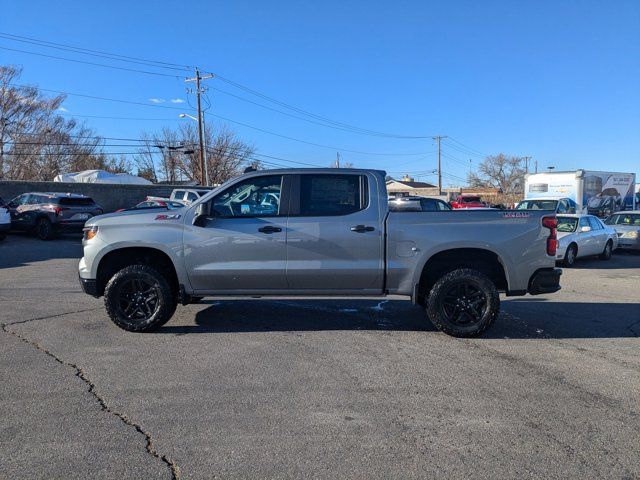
[[157, 298, 640, 340]]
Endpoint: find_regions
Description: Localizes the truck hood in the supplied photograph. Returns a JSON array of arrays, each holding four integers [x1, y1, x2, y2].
[[86, 207, 187, 226]]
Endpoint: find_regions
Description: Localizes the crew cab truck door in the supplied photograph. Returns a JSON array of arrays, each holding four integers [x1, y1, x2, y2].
[[183, 174, 290, 292], [285, 172, 384, 293]]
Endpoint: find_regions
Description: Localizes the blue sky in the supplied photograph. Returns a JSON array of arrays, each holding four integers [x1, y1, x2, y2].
[[2, 0, 639, 185]]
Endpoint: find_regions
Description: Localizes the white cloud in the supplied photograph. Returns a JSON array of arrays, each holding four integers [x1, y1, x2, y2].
[[170, 98, 185, 104], [57, 107, 68, 112], [149, 98, 165, 104]]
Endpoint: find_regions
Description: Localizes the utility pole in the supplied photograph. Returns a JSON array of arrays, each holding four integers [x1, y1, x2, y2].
[[534, 160, 538, 174], [185, 68, 214, 185], [522, 156, 532, 174], [432, 135, 447, 194], [335, 152, 340, 168]]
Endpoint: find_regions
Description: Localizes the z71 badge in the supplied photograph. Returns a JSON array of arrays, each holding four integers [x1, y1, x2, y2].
[[155, 214, 182, 220]]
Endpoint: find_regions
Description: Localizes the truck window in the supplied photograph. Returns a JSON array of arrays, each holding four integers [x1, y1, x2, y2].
[[186, 191, 198, 202], [172, 190, 186, 201], [299, 174, 366, 216], [212, 175, 282, 217]]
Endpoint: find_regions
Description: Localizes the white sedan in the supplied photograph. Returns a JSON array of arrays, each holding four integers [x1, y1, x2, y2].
[[555, 214, 618, 267]]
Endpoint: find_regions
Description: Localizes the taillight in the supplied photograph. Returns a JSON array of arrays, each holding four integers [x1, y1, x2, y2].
[[47, 204, 68, 216], [542, 216, 558, 256]]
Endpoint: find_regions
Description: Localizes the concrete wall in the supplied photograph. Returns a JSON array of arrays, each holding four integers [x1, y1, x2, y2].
[[0, 181, 214, 213]]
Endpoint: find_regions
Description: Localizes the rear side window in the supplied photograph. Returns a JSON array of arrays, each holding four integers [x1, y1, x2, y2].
[[299, 174, 366, 216], [172, 190, 186, 200], [186, 192, 198, 202], [58, 197, 95, 206], [588, 217, 603, 230]]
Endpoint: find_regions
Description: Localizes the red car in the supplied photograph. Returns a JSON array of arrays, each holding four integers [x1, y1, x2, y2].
[[450, 195, 485, 209]]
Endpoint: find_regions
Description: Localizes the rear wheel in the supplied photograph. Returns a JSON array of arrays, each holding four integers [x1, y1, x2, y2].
[[36, 217, 54, 241], [599, 240, 613, 260], [563, 244, 577, 267], [104, 264, 177, 332], [426, 268, 500, 338]]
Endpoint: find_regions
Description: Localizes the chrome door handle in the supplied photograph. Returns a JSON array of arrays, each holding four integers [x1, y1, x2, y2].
[[350, 225, 375, 233], [258, 226, 282, 234]]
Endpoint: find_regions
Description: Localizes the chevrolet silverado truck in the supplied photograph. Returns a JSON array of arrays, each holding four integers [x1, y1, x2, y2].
[[79, 169, 561, 337]]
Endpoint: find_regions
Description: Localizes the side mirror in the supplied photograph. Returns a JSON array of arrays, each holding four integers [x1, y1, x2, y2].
[[193, 201, 212, 227], [580, 226, 591, 233], [8, 201, 17, 208]]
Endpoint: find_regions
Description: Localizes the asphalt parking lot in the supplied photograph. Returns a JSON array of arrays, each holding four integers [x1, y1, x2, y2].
[[1, 233, 639, 479]]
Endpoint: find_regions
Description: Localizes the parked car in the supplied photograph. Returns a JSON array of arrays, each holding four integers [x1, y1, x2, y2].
[[555, 214, 617, 267], [388, 196, 452, 212], [7, 192, 103, 240], [115, 199, 187, 213], [169, 188, 211, 205], [516, 197, 578, 214], [604, 211, 640, 252], [0, 197, 10, 241], [450, 195, 485, 209], [79, 168, 561, 338]]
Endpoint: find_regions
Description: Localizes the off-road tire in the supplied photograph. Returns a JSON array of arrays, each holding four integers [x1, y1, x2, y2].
[[563, 244, 577, 267], [599, 240, 613, 260], [104, 264, 177, 332], [426, 268, 500, 338], [36, 217, 55, 241]]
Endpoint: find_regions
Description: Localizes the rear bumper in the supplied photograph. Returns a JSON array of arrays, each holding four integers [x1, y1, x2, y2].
[[79, 275, 99, 297], [528, 268, 562, 295]]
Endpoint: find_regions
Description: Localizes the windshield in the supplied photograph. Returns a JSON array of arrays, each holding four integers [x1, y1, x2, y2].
[[461, 196, 481, 203], [516, 199, 558, 210], [557, 217, 578, 233], [605, 214, 640, 226]]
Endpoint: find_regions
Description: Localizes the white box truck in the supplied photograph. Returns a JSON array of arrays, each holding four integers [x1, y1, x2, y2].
[[520, 170, 636, 217]]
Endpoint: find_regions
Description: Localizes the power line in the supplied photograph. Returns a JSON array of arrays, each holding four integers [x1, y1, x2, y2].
[[0, 31, 192, 71], [0, 45, 184, 78], [7, 84, 430, 156], [445, 137, 488, 157], [0, 30, 429, 139], [202, 111, 430, 156]]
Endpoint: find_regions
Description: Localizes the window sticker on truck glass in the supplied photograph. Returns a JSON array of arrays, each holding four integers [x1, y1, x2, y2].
[[503, 212, 530, 218]]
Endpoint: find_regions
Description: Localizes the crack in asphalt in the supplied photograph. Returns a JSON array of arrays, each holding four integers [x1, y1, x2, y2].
[[1, 311, 181, 480]]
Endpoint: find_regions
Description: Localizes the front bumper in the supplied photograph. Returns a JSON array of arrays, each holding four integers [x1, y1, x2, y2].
[[528, 268, 562, 295], [79, 275, 99, 297]]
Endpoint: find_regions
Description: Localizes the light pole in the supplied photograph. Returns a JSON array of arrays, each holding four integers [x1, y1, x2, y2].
[[179, 113, 209, 186]]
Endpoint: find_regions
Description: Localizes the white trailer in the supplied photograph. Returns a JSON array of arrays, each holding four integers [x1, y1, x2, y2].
[[523, 170, 636, 216]]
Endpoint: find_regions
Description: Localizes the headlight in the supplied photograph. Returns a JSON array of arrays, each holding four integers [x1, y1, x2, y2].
[[83, 225, 99, 240], [622, 231, 639, 239]]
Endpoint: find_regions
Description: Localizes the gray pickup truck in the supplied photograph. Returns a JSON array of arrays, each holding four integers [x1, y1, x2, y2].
[[79, 169, 561, 337]]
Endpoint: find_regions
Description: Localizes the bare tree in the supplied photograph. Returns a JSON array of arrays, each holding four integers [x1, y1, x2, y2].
[[136, 123, 257, 185], [467, 154, 525, 195], [1, 65, 130, 180]]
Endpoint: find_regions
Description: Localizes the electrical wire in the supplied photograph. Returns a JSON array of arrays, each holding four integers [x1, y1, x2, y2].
[[7, 84, 431, 156], [0, 46, 184, 78], [0, 31, 192, 71]]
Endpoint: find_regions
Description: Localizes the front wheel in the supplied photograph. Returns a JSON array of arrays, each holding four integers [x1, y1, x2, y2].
[[426, 268, 500, 337], [599, 240, 613, 260], [104, 264, 177, 332]]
